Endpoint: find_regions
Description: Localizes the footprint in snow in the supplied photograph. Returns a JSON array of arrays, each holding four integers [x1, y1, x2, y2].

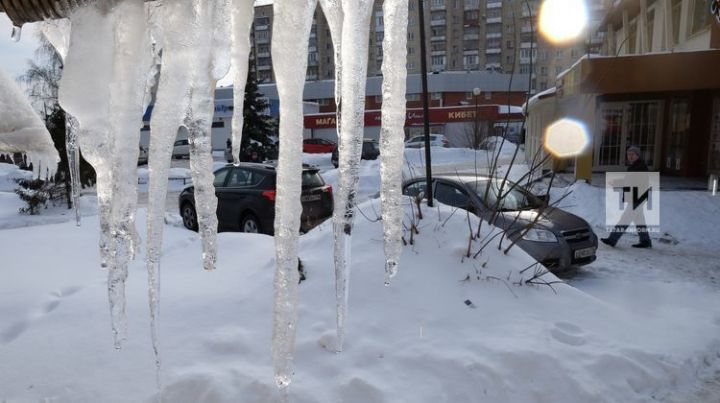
[[0, 285, 84, 344], [550, 321, 587, 346]]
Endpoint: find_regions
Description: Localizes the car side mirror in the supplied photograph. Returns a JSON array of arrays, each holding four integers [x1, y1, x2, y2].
[[536, 194, 550, 206]]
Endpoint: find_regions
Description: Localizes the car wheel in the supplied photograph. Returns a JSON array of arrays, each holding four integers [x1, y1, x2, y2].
[[181, 203, 198, 231], [240, 213, 261, 234]]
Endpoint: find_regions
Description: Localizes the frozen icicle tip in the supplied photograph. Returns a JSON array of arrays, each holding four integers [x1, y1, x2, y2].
[[11, 26, 22, 42]]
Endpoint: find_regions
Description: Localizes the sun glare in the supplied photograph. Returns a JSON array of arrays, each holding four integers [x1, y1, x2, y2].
[[544, 118, 590, 158], [538, 0, 589, 44]]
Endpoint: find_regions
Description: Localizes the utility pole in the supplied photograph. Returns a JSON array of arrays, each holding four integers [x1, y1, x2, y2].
[[417, 0, 433, 207]]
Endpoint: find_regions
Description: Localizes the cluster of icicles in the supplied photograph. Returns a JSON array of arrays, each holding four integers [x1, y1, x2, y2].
[[39, 0, 409, 396]]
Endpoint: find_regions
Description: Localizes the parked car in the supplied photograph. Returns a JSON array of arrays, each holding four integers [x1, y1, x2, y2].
[[331, 138, 380, 168], [179, 162, 333, 234], [172, 139, 190, 159], [138, 145, 148, 165], [303, 138, 337, 154], [402, 174, 598, 272], [405, 134, 449, 148]]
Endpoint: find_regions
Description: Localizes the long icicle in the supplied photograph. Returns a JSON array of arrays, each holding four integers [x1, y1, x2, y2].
[[230, 0, 255, 165], [41, 20, 82, 226], [380, 0, 409, 284], [332, 0, 374, 353], [186, 0, 232, 272], [270, 0, 317, 399]]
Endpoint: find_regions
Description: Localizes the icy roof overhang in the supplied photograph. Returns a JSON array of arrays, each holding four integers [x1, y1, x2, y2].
[[556, 49, 720, 97]]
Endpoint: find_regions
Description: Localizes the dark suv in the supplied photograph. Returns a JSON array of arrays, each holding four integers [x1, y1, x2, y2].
[[179, 163, 333, 234], [403, 174, 598, 272], [331, 138, 380, 168]]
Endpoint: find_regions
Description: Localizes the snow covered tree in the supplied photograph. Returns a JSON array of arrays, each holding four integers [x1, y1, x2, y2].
[[14, 178, 50, 215], [233, 63, 278, 161], [19, 34, 96, 206]]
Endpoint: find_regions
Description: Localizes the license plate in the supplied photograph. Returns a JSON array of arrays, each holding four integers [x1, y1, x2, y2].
[[574, 247, 596, 259], [301, 194, 322, 202]]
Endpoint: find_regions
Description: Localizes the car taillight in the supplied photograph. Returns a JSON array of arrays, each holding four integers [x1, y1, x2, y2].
[[323, 185, 332, 196], [262, 190, 276, 201]]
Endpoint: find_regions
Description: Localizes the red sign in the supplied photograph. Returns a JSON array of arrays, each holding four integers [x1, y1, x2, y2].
[[304, 105, 522, 129]]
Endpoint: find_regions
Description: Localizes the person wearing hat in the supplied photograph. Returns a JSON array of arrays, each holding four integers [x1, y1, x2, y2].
[[601, 146, 652, 248]]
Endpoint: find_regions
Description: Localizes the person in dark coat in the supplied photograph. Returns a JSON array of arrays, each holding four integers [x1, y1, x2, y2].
[[601, 146, 653, 248]]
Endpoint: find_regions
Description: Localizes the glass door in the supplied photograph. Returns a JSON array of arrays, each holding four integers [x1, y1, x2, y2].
[[709, 98, 720, 173], [664, 99, 691, 174], [596, 101, 662, 170], [596, 104, 625, 169]]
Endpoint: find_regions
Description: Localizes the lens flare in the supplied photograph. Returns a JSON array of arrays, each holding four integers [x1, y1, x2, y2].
[[544, 118, 590, 158], [538, 0, 589, 44]]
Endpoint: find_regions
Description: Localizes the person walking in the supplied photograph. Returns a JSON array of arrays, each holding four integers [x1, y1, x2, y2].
[[601, 146, 653, 248]]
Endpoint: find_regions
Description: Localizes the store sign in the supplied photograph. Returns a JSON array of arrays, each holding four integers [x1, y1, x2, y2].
[[304, 105, 520, 129]]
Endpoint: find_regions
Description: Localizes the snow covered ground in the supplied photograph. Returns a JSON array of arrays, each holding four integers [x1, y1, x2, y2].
[[1, 155, 719, 402]]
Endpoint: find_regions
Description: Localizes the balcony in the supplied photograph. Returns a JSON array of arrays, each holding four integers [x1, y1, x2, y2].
[[464, 63, 479, 70], [486, 2, 502, 9], [486, 17, 502, 24], [519, 56, 537, 64], [431, 35, 446, 42], [431, 50, 446, 56], [463, 33, 479, 40], [521, 26, 535, 33], [255, 24, 268, 31], [485, 32, 502, 39], [257, 52, 270, 58], [257, 64, 272, 71], [256, 37, 270, 44], [485, 48, 502, 54], [520, 42, 537, 48], [431, 19, 446, 26], [464, 0, 480, 9], [430, 2, 445, 10]]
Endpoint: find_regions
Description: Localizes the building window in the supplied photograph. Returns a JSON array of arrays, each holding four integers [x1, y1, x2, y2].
[[647, 9, 655, 50], [627, 20, 637, 53], [463, 54, 479, 66], [540, 66, 548, 75], [408, 47, 416, 54], [431, 0, 445, 7], [376, 32, 384, 42], [484, 92, 492, 100], [672, 0, 682, 44], [407, 93, 421, 101], [431, 92, 442, 100], [690, 0, 711, 35], [212, 121, 225, 128], [431, 55, 446, 66], [506, 40, 513, 49]]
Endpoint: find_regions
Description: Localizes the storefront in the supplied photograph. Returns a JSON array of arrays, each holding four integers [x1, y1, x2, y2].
[[303, 104, 524, 148], [533, 50, 720, 182]]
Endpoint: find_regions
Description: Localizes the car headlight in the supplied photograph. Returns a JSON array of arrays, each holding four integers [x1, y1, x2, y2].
[[522, 228, 558, 242]]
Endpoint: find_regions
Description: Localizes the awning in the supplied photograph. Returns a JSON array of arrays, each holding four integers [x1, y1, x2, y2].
[[557, 50, 720, 97]]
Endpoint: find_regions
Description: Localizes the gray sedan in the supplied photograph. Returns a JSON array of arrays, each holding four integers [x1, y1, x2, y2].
[[403, 174, 598, 272]]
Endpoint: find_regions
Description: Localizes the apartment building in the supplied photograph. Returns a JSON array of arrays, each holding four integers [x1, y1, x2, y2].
[[524, 0, 720, 183], [251, 0, 604, 93]]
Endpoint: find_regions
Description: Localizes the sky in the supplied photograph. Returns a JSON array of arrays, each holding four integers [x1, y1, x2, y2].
[[0, 14, 40, 81]]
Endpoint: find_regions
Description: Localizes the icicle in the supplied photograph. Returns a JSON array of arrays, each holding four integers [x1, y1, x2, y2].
[[59, 0, 151, 348], [66, 116, 82, 226], [318, 0, 343, 108], [331, 0, 375, 353], [230, 0, 255, 165], [10, 25, 22, 42], [380, 0, 409, 284], [270, 0, 318, 396], [42, 19, 81, 226]]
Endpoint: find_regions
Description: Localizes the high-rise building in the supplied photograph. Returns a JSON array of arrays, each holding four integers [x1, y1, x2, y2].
[[251, 0, 605, 93]]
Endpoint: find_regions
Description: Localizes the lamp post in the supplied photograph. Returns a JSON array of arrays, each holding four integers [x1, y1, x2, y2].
[[417, 0, 433, 206], [472, 87, 481, 149]]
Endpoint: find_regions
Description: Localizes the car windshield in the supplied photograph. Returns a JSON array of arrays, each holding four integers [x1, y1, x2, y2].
[[471, 179, 541, 211]]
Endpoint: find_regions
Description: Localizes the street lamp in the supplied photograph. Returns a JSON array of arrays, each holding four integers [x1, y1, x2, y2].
[[417, 0, 433, 207]]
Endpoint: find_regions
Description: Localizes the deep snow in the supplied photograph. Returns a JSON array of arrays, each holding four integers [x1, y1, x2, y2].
[[1, 157, 720, 402]]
